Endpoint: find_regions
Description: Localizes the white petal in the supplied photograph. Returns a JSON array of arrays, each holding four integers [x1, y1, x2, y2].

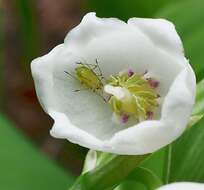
[[157, 182, 204, 190], [31, 44, 64, 112], [49, 110, 103, 149], [31, 13, 196, 155], [128, 18, 184, 58], [64, 12, 126, 49]]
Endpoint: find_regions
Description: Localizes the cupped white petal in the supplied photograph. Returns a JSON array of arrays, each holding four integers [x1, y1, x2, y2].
[[156, 182, 204, 190], [31, 44, 64, 112], [64, 12, 126, 49], [49, 110, 102, 149], [31, 12, 196, 155], [128, 18, 184, 58]]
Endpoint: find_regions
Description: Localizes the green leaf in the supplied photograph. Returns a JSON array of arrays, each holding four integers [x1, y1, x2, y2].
[[162, 145, 172, 184], [193, 79, 204, 116], [141, 148, 166, 180], [115, 167, 163, 190], [188, 114, 203, 129], [156, 0, 204, 81], [187, 79, 204, 128], [169, 116, 204, 182], [0, 113, 74, 190]]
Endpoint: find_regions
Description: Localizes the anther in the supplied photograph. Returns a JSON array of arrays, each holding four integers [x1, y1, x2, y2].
[[147, 111, 154, 119], [121, 114, 129, 124], [128, 69, 134, 77], [148, 78, 160, 88]]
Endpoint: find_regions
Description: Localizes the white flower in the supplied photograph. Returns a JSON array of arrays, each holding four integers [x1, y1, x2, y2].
[[157, 182, 204, 190], [31, 12, 196, 155]]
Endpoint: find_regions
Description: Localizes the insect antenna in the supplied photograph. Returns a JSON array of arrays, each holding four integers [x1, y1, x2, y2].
[[64, 71, 78, 80], [95, 59, 106, 81], [95, 59, 103, 76], [76, 61, 98, 71], [92, 90, 107, 102], [73, 86, 90, 92]]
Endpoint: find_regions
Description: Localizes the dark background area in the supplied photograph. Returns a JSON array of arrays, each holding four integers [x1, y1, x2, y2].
[[2, 0, 86, 175]]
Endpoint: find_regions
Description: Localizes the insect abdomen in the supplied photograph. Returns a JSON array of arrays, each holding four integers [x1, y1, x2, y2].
[[75, 66, 103, 90]]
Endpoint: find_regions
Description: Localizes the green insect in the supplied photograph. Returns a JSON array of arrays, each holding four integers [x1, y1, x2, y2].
[[65, 59, 104, 92]]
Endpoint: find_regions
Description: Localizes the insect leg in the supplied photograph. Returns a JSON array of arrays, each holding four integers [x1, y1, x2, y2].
[[73, 88, 89, 92], [93, 90, 107, 102]]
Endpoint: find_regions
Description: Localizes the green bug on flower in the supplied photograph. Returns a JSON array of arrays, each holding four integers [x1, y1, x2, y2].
[[65, 59, 105, 93]]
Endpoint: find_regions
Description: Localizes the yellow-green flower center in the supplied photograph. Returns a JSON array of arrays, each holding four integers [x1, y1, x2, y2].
[[106, 70, 159, 123]]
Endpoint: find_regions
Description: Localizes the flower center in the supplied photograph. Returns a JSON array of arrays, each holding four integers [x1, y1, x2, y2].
[[105, 69, 160, 124]]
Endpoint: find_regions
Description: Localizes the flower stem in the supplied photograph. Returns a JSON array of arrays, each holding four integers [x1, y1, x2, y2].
[[163, 144, 172, 184], [69, 154, 149, 190]]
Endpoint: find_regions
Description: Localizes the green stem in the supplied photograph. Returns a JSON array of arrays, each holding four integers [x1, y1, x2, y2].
[[69, 154, 149, 190], [163, 144, 172, 184]]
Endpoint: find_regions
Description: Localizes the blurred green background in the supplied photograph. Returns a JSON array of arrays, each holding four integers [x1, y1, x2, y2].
[[1, 0, 204, 189]]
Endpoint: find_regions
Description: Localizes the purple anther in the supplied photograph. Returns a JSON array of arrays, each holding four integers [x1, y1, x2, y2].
[[121, 114, 129, 124], [148, 78, 159, 88], [147, 111, 154, 120], [128, 69, 134, 77]]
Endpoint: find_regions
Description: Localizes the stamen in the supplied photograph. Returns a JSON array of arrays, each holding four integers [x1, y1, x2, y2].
[[121, 114, 129, 124], [147, 111, 154, 120], [128, 69, 134, 77], [148, 78, 160, 88]]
